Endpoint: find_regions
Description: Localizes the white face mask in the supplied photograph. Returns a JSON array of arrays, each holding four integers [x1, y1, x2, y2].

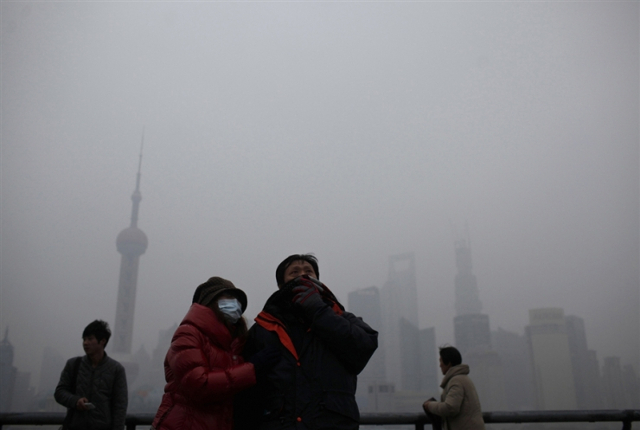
[[217, 298, 243, 324]]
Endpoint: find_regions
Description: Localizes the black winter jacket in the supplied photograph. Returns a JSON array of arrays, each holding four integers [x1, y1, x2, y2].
[[54, 353, 128, 430], [237, 283, 378, 430]]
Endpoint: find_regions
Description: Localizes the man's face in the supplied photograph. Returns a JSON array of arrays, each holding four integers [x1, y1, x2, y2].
[[282, 260, 317, 286], [439, 357, 452, 375], [83, 335, 106, 356]]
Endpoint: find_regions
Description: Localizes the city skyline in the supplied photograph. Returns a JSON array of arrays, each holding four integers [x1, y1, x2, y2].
[[2, 1, 637, 396], [1, 241, 638, 396], [1, 247, 637, 411]]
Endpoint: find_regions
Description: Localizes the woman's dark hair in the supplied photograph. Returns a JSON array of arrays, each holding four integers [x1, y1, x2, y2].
[[439, 345, 462, 366], [82, 320, 112, 346], [275, 254, 319, 286]]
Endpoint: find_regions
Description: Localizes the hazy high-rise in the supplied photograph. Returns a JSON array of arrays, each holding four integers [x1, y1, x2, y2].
[[348, 286, 386, 409], [0, 329, 16, 412], [492, 327, 536, 410], [380, 253, 419, 390], [565, 315, 603, 409], [526, 308, 577, 410], [451, 238, 506, 410]]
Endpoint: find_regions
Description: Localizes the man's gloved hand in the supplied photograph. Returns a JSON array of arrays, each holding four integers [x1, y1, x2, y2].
[[292, 275, 327, 318], [247, 345, 280, 375], [296, 276, 324, 292]]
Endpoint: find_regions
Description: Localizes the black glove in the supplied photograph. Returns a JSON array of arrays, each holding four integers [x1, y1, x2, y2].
[[291, 276, 327, 318], [247, 345, 280, 373]]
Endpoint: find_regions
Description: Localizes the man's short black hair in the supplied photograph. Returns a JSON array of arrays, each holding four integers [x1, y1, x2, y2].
[[439, 345, 462, 366], [82, 320, 112, 346], [275, 254, 319, 286]]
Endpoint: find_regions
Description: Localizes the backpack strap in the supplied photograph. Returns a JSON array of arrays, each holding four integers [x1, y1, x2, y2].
[[61, 357, 83, 430], [70, 357, 82, 393]]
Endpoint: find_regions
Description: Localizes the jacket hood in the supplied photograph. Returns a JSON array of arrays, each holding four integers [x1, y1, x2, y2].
[[181, 303, 232, 349], [441, 364, 470, 388]]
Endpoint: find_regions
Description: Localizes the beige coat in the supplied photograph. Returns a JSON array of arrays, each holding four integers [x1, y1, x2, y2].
[[426, 364, 485, 430]]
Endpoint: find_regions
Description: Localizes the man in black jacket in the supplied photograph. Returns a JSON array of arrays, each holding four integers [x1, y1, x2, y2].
[[55, 320, 128, 430], [239, 254, 378, 430]]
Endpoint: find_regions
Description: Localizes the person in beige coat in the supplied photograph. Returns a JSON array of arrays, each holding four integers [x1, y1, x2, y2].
[[423, 346, 485, 430]]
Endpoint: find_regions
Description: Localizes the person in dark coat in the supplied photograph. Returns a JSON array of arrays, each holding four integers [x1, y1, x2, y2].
[[55, 320, 128, 430], [237, 254, 378, 430]]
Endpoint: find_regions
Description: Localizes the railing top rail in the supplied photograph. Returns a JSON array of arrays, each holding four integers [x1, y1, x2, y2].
[[0, 410, 638, 427], [482, 410, 640, 423], [359, 410, 640, 425]]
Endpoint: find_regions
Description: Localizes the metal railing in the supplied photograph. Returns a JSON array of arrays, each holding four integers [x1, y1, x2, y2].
[[0, 410, 638, 430], [361, 410, 640, 429]]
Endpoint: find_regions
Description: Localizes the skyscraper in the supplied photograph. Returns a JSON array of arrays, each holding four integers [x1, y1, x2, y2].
[[380, 253, 419, 390], [565, 315, 603, 409], [399, 320, 438, 394], [348, 286, 385, 409], [37, 346, 65, 396], [417, 327, 438, 394], [451, 238, 506, 410], [526, 308, 577, 410], [11, 371, 34, 412], [492, 327, 536, 410], [452, 238, 489, 354], [113, 142, 148, 354], [601, 356, 640, 409], [454, 239, 482, 316], [0, 329, 17, 412], [348, 286, 385, 383], [379, 252, 437, 398]]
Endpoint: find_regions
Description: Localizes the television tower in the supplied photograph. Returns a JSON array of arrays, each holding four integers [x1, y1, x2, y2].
[[112, 136, 148, 354]]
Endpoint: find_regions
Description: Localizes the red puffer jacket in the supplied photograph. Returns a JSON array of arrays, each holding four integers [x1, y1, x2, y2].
[[152, 303, 256, 430]]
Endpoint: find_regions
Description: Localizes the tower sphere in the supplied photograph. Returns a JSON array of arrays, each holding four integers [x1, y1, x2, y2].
[[116, 226, 148, 256]]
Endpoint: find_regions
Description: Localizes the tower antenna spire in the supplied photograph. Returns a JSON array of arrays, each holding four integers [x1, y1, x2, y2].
[[129, 129, 144, 228], [135, 127, 144, 193], [465, 219, 471, 248]]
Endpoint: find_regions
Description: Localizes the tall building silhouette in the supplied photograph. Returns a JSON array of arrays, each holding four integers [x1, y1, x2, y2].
[[0, 329, 16, 412], [379, 252, 437, 399], [113, 141, 148, 354], [526, 308, 577, 410], [11, 371, 34, 412], [452, 238, 489, 353], [565, 315, 603, 409], [492, 327, 536, 410], [380, 253, 419, 390], [129, 323, 178, 413], [452, 238, 506, 410], [37, 346, 65, 396], [601, 356, 640, 409], [454, 239, 482, 316], [399, 320, 438, 394], [348, 286, 386, 410]]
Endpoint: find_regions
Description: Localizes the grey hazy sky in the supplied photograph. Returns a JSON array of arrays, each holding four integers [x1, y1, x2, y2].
[[1, 1, 638, 388]]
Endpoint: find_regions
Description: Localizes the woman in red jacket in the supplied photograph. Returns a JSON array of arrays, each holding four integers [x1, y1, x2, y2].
[[152, 277, 278, 430]]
